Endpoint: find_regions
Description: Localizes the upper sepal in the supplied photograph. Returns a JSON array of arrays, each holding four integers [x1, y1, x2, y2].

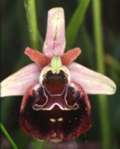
[[43, 7, 65, 57]]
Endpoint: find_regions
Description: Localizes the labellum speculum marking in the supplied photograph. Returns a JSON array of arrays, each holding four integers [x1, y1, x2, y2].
[[20, 56, 91, 143], [0, 7, 116, 143]]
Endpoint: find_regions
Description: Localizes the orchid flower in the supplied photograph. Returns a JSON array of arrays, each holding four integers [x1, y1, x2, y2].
[[0, 8, 116, 143]]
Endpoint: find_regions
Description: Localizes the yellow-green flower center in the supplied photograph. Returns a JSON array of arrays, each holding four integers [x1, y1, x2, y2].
[[50, 56, 62, 74]]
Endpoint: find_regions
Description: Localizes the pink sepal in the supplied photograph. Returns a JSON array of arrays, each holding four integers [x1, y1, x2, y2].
[[43, 8, 65, 57], [0, 64, 40, 97], [69, 62, 116, 95]]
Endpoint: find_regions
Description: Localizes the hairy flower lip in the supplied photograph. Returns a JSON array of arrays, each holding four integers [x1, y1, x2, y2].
[[20, 83, 91, 142]]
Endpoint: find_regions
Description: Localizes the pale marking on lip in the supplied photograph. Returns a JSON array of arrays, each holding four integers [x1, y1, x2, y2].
[[40, 102, 79, 111], [50, 138, 62, 143], [57, 117, 63, 122], [50, 132, 63, 143], [32, 102, 70, 111], [64, 86, 80, 110], [32, 86, 48, 111], [40, 102, 70, 111], [49, 118, 56, 123]]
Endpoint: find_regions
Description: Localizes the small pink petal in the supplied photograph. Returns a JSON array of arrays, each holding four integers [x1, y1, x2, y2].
[[25, 47, 50, 66], [0, 64, 40, 97], [69, 62, 116, 95], [43, 7, 65, 57], [61, 48, 81, 65]]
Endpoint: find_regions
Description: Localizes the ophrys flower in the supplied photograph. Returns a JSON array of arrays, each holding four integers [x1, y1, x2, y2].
[[0, 7, 116, 143]]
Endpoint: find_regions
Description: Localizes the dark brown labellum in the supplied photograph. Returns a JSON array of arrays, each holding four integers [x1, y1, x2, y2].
[[20, 70, 91, 143]]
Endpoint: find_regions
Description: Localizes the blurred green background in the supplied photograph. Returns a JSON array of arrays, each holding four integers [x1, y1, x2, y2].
[[1, 0, 120, 149]]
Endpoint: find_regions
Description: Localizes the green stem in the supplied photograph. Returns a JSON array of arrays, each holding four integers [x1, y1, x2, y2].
[[24, 0, 42, 48], [81, 25, 94, 67], [66, 0, 90, 48], [0, 123, 18, 149], [92, 0, 111, 149]]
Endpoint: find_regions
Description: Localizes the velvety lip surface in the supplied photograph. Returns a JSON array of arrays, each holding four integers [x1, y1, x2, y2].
[[20, 83, 91, 142]]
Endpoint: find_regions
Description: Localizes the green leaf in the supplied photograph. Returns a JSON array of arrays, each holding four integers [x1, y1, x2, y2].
[[0, 123, 18, 149], [66, 0, 90, 48], [92, 0, 112, 149], [24, 0, 42, 49]]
